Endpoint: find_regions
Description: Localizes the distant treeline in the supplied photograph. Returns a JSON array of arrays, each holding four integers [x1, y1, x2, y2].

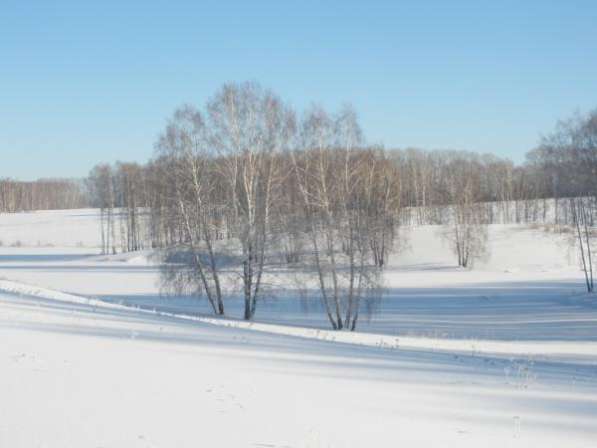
[[84, 105, 597, 253], [86, 146, 563, 253], [527, 109, 597, 199], [0, 178, 88, 212], [2, 105, 595, 228]]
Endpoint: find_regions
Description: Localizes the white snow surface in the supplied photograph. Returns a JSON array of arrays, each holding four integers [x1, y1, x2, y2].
[[1, 208, 596, 447]]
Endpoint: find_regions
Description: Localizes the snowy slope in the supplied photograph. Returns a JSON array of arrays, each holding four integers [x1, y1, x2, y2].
[[0, 209, 102, 248], [1, 279, 595, 365], [1, 208, 596, 447], [1, 289, 596, 448]]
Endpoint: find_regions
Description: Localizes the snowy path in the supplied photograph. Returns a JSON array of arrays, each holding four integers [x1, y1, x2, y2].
[[1, 288, 596, 447]]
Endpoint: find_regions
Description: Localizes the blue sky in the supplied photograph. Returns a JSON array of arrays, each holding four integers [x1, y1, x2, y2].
[[2, 0, 596, 179]]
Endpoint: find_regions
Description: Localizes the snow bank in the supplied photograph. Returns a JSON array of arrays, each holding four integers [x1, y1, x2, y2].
[[1, 279, 595, 364]]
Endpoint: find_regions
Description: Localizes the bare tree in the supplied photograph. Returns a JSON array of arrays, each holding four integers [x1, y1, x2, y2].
[[155, 105, 226, 315], [361, 147, 402, 268], [291, 105, 384, 330], [207, 82, 295, 320], [570, 197, 595, 292], [116, 162, 146, 252], [87, 164, 116, 254], [441, 158, 489, 268]]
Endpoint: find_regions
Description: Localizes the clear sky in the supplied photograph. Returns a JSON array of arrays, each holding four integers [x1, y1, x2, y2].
[[2, 0, 597, 180]]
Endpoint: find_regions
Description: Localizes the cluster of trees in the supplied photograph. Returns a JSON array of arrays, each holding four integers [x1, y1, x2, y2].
[[81, 87, 597, 319], [393, 148, 584, 227], [0, 179, 87, 212], [86, 163, 149, 254], [87, 83, 404, 327], [528, 109, 597, 292], [527, 109, 597, 199], [149, 84, 396, 328], [288, 107, 395, 329]]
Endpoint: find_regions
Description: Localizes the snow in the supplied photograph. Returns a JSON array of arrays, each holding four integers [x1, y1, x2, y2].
[[0, 209, 101, 248], [1, 208, 596, 447], [2, 289, 597, 447], [2, 279, 595, 365]]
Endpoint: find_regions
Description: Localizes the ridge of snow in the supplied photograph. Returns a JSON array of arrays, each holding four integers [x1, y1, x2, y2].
[[1, 279, 594, 364]]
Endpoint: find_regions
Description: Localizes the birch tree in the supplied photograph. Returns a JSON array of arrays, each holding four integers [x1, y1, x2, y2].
[[207, 82, 295, 319], [156, 105, 226, 315], [442, 158, 489, 268], [292, 105, 383, 330], [87, 164, 116, 254]]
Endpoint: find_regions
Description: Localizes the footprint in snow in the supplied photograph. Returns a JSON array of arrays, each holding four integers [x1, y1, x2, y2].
[[206, 385, 246, 413]]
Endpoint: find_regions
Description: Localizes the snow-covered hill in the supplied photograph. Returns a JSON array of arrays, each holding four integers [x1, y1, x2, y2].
[[0, 208, 596, 447]]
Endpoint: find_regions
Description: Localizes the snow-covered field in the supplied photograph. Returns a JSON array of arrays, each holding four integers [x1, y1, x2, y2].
[[1, 209, 596, 447]]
